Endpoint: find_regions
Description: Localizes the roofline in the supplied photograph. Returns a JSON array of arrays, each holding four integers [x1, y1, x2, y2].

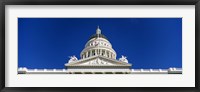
[[65, 55, 132, 66]]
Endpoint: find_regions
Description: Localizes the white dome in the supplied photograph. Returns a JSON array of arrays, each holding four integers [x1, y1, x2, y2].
[[80, 27, 116, 59]]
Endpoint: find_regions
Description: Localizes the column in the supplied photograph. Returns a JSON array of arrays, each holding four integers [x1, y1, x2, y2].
[[95, 49, 97, 56], [107, 51, 109, 58], [85, 52, 87, 58], [90, 50, 92, 57], [86, 52, 88, 58], [109, 52, 111, 58], [99, 49, 102, 55], [105, 51, 108, 57], [97, 49, 99, 55], [84, 53, 86, 58]]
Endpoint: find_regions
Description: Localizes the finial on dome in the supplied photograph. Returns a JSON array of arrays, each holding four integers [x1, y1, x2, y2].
[[96, 26, 101, 34]]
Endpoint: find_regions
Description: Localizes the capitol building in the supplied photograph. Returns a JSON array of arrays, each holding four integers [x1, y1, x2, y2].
[[65, 26, 132, 74], [18, 26, 182, 74]]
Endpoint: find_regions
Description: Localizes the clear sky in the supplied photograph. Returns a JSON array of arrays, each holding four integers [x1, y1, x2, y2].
[[18, 18, 182, 69]]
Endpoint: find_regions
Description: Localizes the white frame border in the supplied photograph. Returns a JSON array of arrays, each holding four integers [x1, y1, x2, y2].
[[5, 5, 195, 87]]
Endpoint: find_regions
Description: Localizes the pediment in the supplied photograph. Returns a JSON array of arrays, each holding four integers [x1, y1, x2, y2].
[[66, 56, 131, 66], [77, 58, 114, 65]]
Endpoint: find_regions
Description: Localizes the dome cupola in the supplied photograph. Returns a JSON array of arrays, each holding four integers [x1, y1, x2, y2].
[[80, 26, 117, 59], [89, 26, 108, 40]]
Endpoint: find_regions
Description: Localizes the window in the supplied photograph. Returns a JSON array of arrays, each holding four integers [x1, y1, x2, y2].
[[107, 51, 109, 58], [88, 51, 90, 57], [92, 50, 95, 56], [102, 50, 105, 56]]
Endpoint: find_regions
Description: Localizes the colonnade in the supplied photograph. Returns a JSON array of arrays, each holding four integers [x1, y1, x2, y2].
[[81, 49, 116, 59]]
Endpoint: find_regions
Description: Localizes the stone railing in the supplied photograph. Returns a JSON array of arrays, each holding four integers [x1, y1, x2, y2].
[[18, 67, 182, 74], [131, 69, 168, 74], [18, 67, 67, 74], [131, 67, 182, 74], [168, 67, 182, 74]]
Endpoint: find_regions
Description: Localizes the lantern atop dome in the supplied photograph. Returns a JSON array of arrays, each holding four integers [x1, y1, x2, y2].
[[96, 26, 101, 34]]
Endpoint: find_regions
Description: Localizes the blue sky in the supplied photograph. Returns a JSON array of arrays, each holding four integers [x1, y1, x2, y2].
[[18, 18, 182, 69]]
